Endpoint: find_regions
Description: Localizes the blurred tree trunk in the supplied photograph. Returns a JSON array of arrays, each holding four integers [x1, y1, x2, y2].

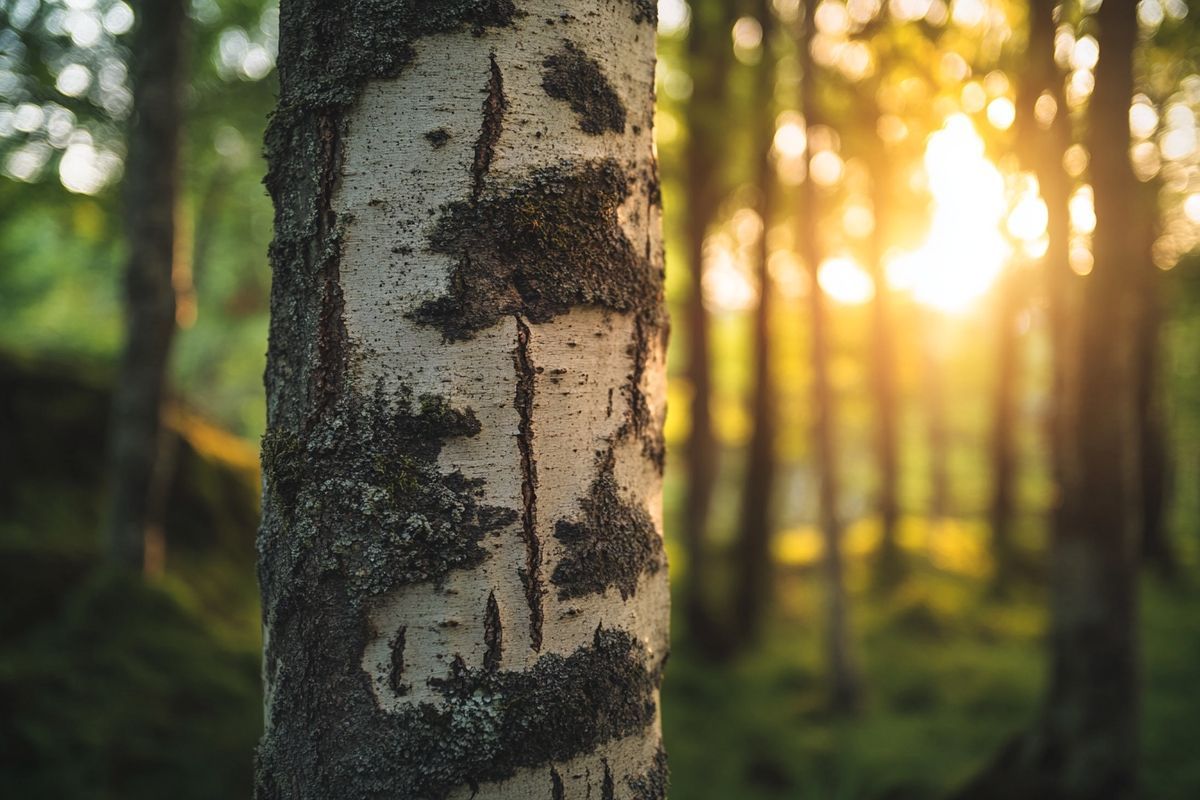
[[863, 111, 905, 589], [988, 269, 1022, 586], [733, 0, 778, 648], [255, 4, 669, 798], [797, 0, 860, 712], [1133, 185, 1175, 577], [956, 1, 1142, 796], [923, 318, 950, 522], [683, 0, 734, 656], [103, 0, 187, 571], [1015, 0, 1073, 566]]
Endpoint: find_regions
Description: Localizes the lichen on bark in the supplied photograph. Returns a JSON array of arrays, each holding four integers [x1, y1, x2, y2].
[[542, 41, 627, 135], [412, 159, 665, 341], [257, 615, 659, 800], [552, 448, 664, 601]]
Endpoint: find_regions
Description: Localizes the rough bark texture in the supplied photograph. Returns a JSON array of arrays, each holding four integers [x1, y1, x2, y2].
[[956, 1, 1141, 797], [257, 3, 668, 799], [681, 0, 733, 657], [102, 0, 187, 570], [796, 2, 860, 711], [732, 0, 778, 648]]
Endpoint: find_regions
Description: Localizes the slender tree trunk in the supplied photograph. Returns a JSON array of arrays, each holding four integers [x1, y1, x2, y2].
[[683, 0, 733, 656], [103, 0, 187, 570], [956, 2, 1141, 796], [923, 315, 950, 522], [256, 4, 669, 799], [989, 269, 1022, 586], [1133, 184, 1175, 577], [863, 124, 904, 589], [795, 0, 860, 712], [733, 0, 778, 647], [1017, 0, 1074, 565]]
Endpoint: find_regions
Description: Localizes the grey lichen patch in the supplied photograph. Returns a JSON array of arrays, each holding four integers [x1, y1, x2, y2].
[[627, 746, 669, 800], [259, 387, 517, 618], [551, 448, 664, 601], [542, 41, 626, 135], [413, 159, 664, 340], [257, 611, 659, 800]]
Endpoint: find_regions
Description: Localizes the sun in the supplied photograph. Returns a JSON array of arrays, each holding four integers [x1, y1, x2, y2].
[[885, 114, 1044, 314]]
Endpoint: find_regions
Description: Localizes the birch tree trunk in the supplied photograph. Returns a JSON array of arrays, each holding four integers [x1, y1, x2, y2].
[[103, 0, 186, 570], [256, 3, 669, 799]]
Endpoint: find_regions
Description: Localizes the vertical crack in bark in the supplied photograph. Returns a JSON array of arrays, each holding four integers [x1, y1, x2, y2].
[[483, 590, 503, 671], [514, 315, 545, 651], [550, 766, 566, 800], [472, 53, 507, 201], [389, 626, 409, 696], [602, 760, 615, 800]]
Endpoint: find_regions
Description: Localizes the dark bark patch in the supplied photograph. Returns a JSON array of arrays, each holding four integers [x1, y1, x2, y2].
[[602, 761, 616, 800], [483, 591, 502, 672], [628, 746, 669, 799], [389, 626, 409, 695], [513, 316, 545, 650], [551, 448, 664, 601], [550, 767, 566, 800], [619, 317, 666, 470], [542, 42, 626, 135], [472, 54, 508, 199], [258, 387, 517, 620], [413, 159, 664, 340], [256, 605, 659, 800], [426, 128, 452, 148], [629, 0, 657, 25]]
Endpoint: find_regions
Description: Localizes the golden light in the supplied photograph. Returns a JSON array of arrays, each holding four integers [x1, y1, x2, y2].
[[1184, 193, 1200, 224], [773, 114, 807, 158], [1007, 174, 1049, 245], [1069, 185, 1096, 234], [810, 150, 845, 186], [887, 114, 1012, 314], [986, 97, 1016, 131], [818, 256, 875, 305], [702, 238, 756, 312]]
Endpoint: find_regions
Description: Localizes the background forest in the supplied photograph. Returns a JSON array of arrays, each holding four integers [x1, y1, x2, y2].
[[2, 0, 1200, 798]]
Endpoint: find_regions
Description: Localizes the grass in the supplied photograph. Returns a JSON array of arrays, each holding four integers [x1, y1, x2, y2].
[[662, 530, 1200, 800]]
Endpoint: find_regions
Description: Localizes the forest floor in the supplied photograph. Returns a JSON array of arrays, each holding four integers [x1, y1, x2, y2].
[[662, 525, 1200, 800]]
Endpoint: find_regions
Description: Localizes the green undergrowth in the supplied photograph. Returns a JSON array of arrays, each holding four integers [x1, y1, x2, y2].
[[663, 551, 1200, 800]]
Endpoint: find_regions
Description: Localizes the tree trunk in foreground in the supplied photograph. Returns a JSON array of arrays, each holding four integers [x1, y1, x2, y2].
[[733, 0, 778, 648], [797, 2, 860, 712], [103, 0, 186, 570], [256, 4, 669, 799], [956, 1, 1141, 797], [683, 0, 734, 656]]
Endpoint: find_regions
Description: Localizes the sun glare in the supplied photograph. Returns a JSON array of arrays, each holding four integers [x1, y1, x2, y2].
[[818, 257, 875, 305], [885, 114, 1037, 314]]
